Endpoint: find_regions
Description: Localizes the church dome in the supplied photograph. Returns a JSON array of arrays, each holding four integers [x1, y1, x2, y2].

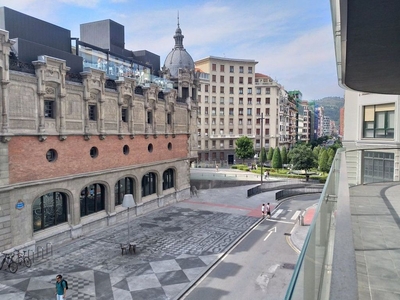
[[163, 21, 194, 78]]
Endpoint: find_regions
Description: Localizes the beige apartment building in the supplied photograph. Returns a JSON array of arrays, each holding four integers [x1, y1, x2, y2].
[[195, 56, 287, 166]]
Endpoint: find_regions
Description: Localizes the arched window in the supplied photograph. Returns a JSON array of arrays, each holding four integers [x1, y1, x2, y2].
[[142, 172, 156, 197], [163, 168, 174, 190], [33, 192, 67, 232], [80, 184, 105, 217], [115, 177, 134, 205]]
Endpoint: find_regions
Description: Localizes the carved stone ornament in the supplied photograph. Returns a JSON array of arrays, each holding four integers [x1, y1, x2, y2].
[[99, 134, 106, 140], [38, 135, 47, 142], [172, 134, 176, 138], [129, 134, 135, 139], [165, 134, 168, 138], [153, 134, 158, 139], [84, 134, 91, 141], [118, 135, 124, 140], [59, 135, 67, 141], [145, 134, 149, 139], [1, 136, 12, 143]]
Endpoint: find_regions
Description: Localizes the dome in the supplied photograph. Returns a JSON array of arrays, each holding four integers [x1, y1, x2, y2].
[[163, 22, 194, 78]]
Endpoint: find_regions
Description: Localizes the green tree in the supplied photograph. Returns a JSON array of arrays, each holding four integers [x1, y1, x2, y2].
[[319, 149, 329, 172], [272, 147, 282, 169], [260, 147, 267, 164], [289, 144, 317, 173], [327, 148, 335, 169], [267, 147, 274, 161], [281, 147, 288, 165], [313, 145, 321, 159], [235, 136, 254, 163]]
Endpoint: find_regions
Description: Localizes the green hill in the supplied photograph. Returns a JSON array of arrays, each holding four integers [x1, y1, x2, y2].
[[312, 97, 344, 125]]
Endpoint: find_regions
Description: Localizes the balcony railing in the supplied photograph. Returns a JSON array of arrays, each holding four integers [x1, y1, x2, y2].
[[285, 148, 357, 300]]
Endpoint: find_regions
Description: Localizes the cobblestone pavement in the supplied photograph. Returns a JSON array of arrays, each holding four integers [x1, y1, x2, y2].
[[0, 202, 259, 300]]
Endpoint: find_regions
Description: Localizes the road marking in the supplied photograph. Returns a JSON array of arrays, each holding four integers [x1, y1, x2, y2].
[[264, 227, 276, 241], [291, 210, 302, 220], [271, 209, 283, 219], [264, 219, 294, 224]]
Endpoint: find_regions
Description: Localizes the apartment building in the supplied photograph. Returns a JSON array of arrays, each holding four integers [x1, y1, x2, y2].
[[298, 101, 312, 143], [195, 56, 284, 165], [343, 91, 399, 184]]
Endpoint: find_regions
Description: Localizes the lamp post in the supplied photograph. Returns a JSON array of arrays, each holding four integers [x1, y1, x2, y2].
[[122, 194, 135, 243]]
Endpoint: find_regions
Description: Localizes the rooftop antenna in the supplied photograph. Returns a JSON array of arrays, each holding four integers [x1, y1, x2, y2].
[[177, 11, 180, 28]]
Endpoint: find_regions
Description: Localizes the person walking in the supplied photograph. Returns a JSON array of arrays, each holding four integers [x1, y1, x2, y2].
[[55, 274, 67, 300], [216, 165, 219, 172], [266, 203, 271, 219], [261, 204, 265, 218]]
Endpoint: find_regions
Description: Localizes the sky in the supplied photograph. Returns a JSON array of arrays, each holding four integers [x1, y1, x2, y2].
[[1, 0, 344, 100]]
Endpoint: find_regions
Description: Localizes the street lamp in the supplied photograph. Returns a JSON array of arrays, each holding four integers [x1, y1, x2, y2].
[[122, 194, 135, 243], [258, 113, 265, 185]]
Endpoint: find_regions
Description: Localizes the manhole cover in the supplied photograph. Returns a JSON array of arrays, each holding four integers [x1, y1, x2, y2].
[[282, 263, 296, 269]]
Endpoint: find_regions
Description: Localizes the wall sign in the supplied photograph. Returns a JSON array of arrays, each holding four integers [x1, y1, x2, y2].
[[15, 200, 25, 210]]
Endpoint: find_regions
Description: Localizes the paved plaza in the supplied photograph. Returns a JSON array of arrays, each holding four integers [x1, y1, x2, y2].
[[0, 183, 270, 300]]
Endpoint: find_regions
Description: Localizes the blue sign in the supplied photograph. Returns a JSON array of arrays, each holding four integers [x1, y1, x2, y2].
[[15, 200, 25, 210]]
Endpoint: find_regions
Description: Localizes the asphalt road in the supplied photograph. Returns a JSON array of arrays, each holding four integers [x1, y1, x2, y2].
[[182, 194, 319, 300]]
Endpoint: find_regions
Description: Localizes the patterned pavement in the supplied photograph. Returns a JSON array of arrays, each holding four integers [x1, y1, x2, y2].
[[0, 206, 258, 300]]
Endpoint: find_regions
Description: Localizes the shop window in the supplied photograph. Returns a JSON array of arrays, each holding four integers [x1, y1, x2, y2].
[[33, 192, 67, 232], [163, 168, 174, 190], [80, 184, 105, 217], [115, 177, 134, 205], [142, 172, 156, 197]]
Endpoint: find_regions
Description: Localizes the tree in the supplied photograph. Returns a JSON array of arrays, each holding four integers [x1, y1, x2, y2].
[[281, 147, 288, 165], [235, 136, 254, 163], [313, 146, 321, 159], [289, 144, 317, 173], [260, 147, 267, 164], [267, 147, 274, 161], [272, 147, 282, 169], [319, 149, 329, 172]]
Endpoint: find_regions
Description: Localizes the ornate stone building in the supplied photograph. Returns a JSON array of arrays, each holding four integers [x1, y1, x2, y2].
[[0, 8, 197, 252]]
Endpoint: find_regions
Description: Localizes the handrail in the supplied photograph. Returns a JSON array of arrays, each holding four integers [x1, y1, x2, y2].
[[36, 246, 44, 259], [46, 243, 53, 256]]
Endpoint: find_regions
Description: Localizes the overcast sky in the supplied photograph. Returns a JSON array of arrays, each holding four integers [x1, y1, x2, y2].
[[2, 0, 344, 100]]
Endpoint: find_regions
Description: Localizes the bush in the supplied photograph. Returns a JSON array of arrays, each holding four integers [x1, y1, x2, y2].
[[231, 165, 238, 169]]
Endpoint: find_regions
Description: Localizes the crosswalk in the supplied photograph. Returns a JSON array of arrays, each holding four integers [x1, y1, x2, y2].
[[270, 208, 303, 222]]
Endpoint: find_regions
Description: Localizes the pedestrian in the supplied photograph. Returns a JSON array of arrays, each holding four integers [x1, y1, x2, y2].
[[267, 171, 270, 180], [261, 203, 265, 217], [266, 203, 271, 219], [216, 165, 219, 172], [264, 170, 268, 179], [55, 274, 67, 300], [191, 185, 198, 197]]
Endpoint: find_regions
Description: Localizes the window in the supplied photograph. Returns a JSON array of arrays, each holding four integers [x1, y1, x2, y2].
[[239, 118, 243, 125], [212, 108, 216, 116], [89, 104, 97, 121], [163, 168, 174, 190], [205, 153, 209, 161], [229, 97, 234, 104], [220, 65, 225, 72], [229, 87, 234, 94], [229, 118, 233, 125], [212, 118, 216, 125], [220, 86, 224, 93], [257, 98, 261, 104], [247, 108, 252, 115], [247, 119, 252, 125], [147, 111, 152, 124], [256, 88, 261, 95], [220, 75, 224, 83], [248, 88, 252, 94], [248, 66, 253, 74], [205, 96, 209, 103], [122, 108, 128, 122], [266, 87, 271, 94], [167, 113, 172, 125], [212, 86, 216, 93], [220, 118, 224, 125], [44, 100, 55, 118], [247, 98, 252, 105], [239, 66, 244, 73], [247, 128, 252, 134], [80, 184, 105, 217], [205, 107, 209, 115], [148, 143, 153, 152], [123, 145, 129, 155], [239, 77, 244, 84], [220, 97, 224, 104], [248, 77, 252, 84], [212, 96, 216, 103], [230, 76, 234, 84], [265, 108, 270, 115], [256, 119, 260, 125], [33, 192, 67, 232], [46, 149, 57, 162], [265, 98, 270, 104], [239, 88, 243, 94], [256, 108, 261, 116], [239, 108, 243, 115], [256, 129, 260, 135], [265, 128, 269, 135], [230, 66, 234, 73], [220, 108, 224, 116], [212, 63, 216, 71], [239, 129, 243, 134], [205, 118, 209, 125], [363, 104, 395, 138], [90, 147, 98, 158], [115, 177, 134, 205], [212, 75, 216, 82], [205, 85, 209, 92], [229, 108, 234, 116], [205, 141, 209, 148], [212, 141, 216, 148], [229, 140, 234, 148], [142, 172, 156, 197], [239, 98, 243, 104]]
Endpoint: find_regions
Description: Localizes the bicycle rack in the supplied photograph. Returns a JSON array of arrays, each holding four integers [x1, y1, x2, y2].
[[36, 246, 44, 259], [46, 243, 53, 256], [28, 249, 35, 263]]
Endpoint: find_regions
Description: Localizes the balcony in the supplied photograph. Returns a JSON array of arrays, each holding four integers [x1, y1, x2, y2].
[[285, 148, 400, 300]]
